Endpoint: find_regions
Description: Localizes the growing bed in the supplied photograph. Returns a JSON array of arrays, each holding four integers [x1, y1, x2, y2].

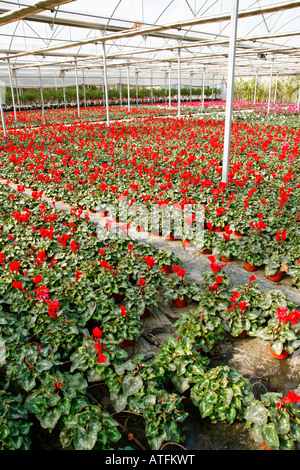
[[0, 103, 300, 451]]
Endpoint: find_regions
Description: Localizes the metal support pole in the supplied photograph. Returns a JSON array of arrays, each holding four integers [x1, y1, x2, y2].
[[62, 72, 67, 109], [127, 64, 131, 112], [221, 0, 239, 184], [164, 70, 167, 103], [119, 69, 122, 105], [82, 68, 86, 108], [297, 86, 300, 112], [13, 69, 21, 112], [38, 67, 45, 125], [177, 48, 181, 118], [7, 59, 17, 122], [274, 72, 278, 104], [75, 60, 80, 117], [253, 70, 258, 104], [190, 72, 192, 102], [201, 69, 205, 111], [150, 69, 153, 104], [135, 71, 139, 106], [168, 64, 171, 109], [0, 89, 7, 138], [102, 42, 110, 126], [267, 58, 274, 115]]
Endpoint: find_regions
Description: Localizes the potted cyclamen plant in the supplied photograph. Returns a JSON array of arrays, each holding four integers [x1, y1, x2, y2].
[[238, 233, 266, 272], [190, 365, 255, 425], [192, 226, 216, 254], [255, 306, 300, 359], [125, 277, 159, 318], [163, 265, 190, 307], [174, 308, 225, 353], [218, 288, 266, 339], [155, 248, 181, 275], [205, 204, 228, 232], [263, 252, 288, 282], [100, 304, 144, 348], [201, 256, 232, 294], [244, 391, 300, 450], [211, 225, 240, 262]]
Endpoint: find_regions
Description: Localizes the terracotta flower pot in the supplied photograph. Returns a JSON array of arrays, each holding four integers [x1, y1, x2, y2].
[[221, 256, 233, 262], [172, 297, 187, 308], [165, 233, 175, 241], [150, 231, 160, 237], [237, 330, 247, 339], [269, 346, 289, 360], [99, 209, 108, 217], [213, 226, 223, 232], [262, 442, 270, 450], [136, 225, 145, 232], [267, 271, 283, 282], [234, 230, 244, 237], [159, 265, 172, 274], [182, 238, 193, 248], [140, 308, 151, 319], [119, 339, 134, 348], [244, 260, 259, 272], [201, 248, 212, 254]]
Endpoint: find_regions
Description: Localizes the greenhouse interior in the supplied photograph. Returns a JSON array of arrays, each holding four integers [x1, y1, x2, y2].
[[0, 0, 300, 453]]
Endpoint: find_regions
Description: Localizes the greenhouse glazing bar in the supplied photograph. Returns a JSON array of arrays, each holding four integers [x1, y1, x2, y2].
[[75, 60, 80, 117], [0, 90, 6, 137], [38, 67, 45, 125], [177, 48, 181, 119], [267, 58, 274, 115], [168, 64, 171, 109], [222, 0, 239, 184], [127, 64, 130, 112], [0, 0, 76, 26], [7, 58, 17, 122], [102, 42, 110, 127], [2, 1, 300, 62]]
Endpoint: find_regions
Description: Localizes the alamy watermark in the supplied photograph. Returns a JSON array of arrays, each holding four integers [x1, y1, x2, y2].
[[95, 198, 205, 251], [0, 338, 6, 365]]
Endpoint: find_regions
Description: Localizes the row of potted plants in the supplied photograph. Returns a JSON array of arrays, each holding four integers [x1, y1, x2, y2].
[[0, 107, 299, 289], [0, 179, 299, 450]]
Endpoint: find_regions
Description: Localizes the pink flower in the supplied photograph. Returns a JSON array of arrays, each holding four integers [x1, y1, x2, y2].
[[34, 285, 50, 303], [276, 307, 288, 323], [47, 298, 59, 318]]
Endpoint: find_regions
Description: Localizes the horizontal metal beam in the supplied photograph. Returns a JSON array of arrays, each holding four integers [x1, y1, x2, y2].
[[0, 0, 76, 26], [0, 8, 207, 44], [1, 1, 300, 62]]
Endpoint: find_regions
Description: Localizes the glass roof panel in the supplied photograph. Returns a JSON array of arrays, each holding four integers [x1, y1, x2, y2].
[[0, 0, 299, 87]]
